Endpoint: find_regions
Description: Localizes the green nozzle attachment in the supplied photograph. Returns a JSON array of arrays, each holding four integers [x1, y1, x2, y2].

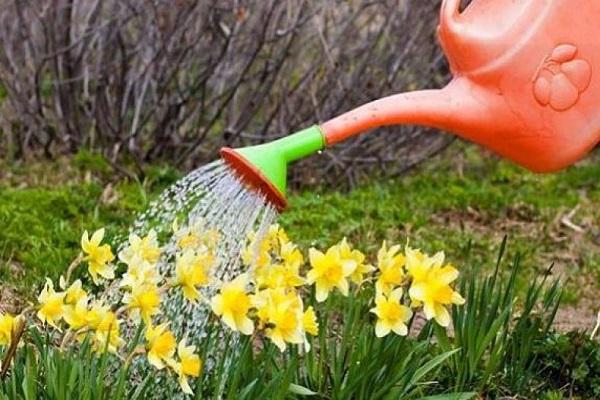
[[234, 125, 325, 196]]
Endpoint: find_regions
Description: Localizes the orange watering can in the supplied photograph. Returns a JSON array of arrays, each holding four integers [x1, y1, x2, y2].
[[221, 0, 600, 210]]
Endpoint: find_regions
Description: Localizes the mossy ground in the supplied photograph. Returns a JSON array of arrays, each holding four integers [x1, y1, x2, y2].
[[0, 144, 598, 329]]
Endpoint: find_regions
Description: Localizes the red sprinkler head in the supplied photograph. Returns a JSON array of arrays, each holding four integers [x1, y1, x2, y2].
[[220, 147, 288, 211]]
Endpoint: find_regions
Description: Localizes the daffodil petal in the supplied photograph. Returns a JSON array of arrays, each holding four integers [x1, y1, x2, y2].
[[308, 248, 324, 266], [390, 287, 403, 302], [315, 285, 329, 303], [401, 305, 414, 322], [183, 286, 199, 302], [270, 331, 287, 352], [375, 321, 391, 338], [423, 302, 436, 321], [221, 312, 237, 331], [408, 283, 426, 302], [91, 228, 105, 246], [434, 304, 451, 327], [210, 295, 223, 315], [439, 266, 459, 284], [148, 353, 165, 370], [392, 322, 408, 336], [341, 260, 357, 276], [452, 291, 465, 305], [179, 374, 193, 395], [237, 316, 254, 336], [337, 279, 349, 297]]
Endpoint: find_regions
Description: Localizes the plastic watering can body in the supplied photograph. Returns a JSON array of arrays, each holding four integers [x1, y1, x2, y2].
[[324, 0, 600, 172], [221, 0, 600, 210]]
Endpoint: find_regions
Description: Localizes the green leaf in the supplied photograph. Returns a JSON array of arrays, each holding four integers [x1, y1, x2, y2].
[[410, 349, 460, 388], [129, 374, 152, 400], [416, 393, 478, 400], [289, 383, 318, 396]]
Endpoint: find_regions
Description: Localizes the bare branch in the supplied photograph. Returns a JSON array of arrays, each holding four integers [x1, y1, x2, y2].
[[0, 0, 452, 186]]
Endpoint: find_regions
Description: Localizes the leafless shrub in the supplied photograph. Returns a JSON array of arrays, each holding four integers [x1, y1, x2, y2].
[[0, 0, 451, 186]]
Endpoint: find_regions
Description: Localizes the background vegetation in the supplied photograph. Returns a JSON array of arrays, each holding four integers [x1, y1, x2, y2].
[[0, 0, 451, 186]]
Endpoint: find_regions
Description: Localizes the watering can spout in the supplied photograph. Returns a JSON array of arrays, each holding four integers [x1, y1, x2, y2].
[[321, 80, 488, 149]]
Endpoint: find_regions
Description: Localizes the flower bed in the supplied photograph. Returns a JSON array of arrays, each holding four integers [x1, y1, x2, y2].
[[0, 224, 592, 399]]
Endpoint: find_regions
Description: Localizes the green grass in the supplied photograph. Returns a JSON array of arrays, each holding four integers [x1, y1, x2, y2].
[[0, 144, 598, 307], [0, 182, 143, 289], [0, 157, 179, 292]]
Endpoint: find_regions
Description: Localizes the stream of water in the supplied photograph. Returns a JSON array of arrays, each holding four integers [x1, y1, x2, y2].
[[127, 160, 278, 337]]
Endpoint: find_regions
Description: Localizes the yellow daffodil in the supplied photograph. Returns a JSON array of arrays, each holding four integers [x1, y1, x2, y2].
[[174, 250, 212, 302], [37, 279, 65, 328], [307, 246, 355, 302], [122, 284, 161, 325], [242, 225, 290, 270], [85, 301, 110, 329], [173, 220, 202, 251], [375, 241, 406, 295], [119, 230, 161, 266], [0, 313, 16, 346], [253, 264, 274, 290], [119, 256, 161, 289], [63, 296, 90, 331], [250, 288, 275, 327], [277, 263, 305, 289], [174, 338, 202, 395], [146, 323, 177, 369], [267, 224, 289, 250], [266, 306, 304, 352], [241, 236, 272, 269], [211, 274, 254, 335], [407, 250, 465, 327], [93, 310, 124, 353], [173, 219, 220, 252], [302, 306, 319, 336], [338, 238, 374, 285], [280, 241, 303, 268], [81, 229, 115, 284], [256, 263, 304, 290], [179, 234, 200, 251], [265, 242, 306, 289], [370, 288, 413, 337], [252, 288, 303, 352], [82, 300, 123, 352], [59, 278, 87, 305], [301, 305, 319, 351], [405, 247, 442, 282]]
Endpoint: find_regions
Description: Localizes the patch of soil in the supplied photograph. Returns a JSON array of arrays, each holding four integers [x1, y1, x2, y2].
[[555, 300, 599, 333], [0, 285, 25, 314]]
